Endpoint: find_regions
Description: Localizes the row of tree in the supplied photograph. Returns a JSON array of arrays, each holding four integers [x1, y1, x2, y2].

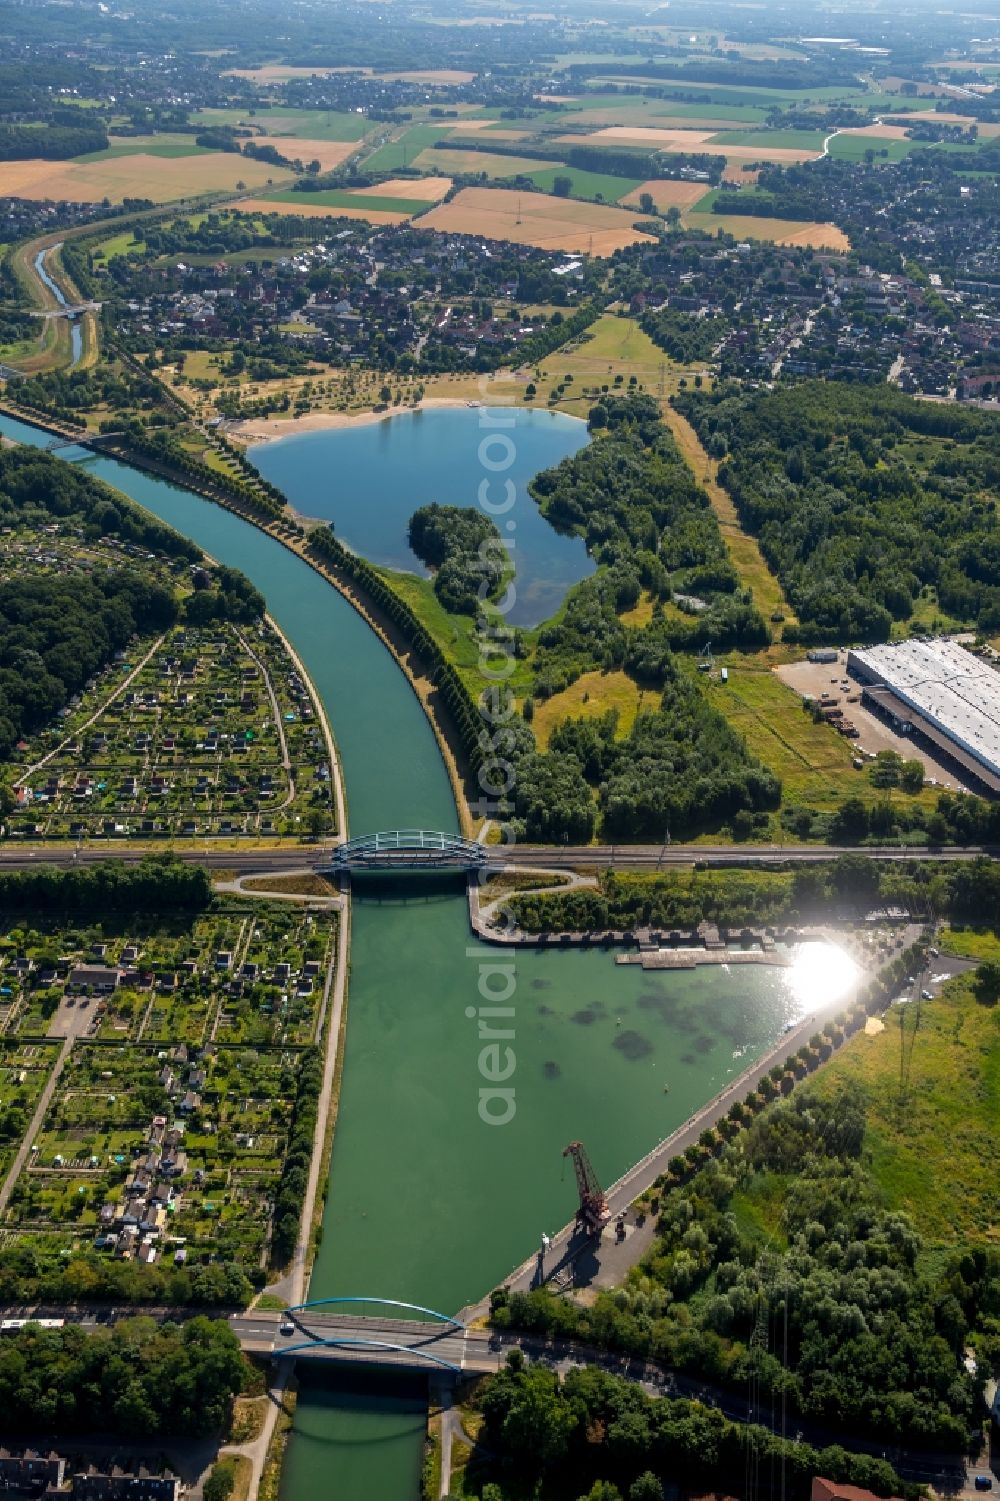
[[306, 524, 485, 775], [0, 858, 212, 914], [269, 1045, 322, 1266]]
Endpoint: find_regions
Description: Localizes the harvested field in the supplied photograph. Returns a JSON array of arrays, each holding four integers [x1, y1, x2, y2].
[[560, 125, 715, 146], [837, 124, 912, 141], [447, 122, 531, 139], [619, 178, 711, 211], [352, 175, 451, 200], [0, 152, 283, 203], [233, 197, 407, 224], [885, 109, 978, 124], [561, 124, 823, 164], [260, 137, 360, 171], [413, 147, 549, 177], [684, 212, 849, 249], [226, 64, 372, 81], [418, 186, 656, 254], [380, 69, 476, 84], [534, 93, 579, 103], [721, 162, 761, 184]]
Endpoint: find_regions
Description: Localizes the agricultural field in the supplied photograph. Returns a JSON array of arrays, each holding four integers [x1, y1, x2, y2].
[[6, 621, 334, 843], [683, 209, 850, 249], [232, 197, 407, 223], [810, 972, 1000, 1248], [619, 179, 712, 212], [413, 147, 557, 179], [418, 186, 656, 254], [252, 187, 435, 222], [0, 152, 286, 204], [708, 127, 829, 151], [190, 107, 372, 142], [362, 123, 459, 174], [416, 148, 639, 203]]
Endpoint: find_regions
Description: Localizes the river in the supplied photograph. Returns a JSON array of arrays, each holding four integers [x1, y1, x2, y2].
[[33, 248, 83, 369], [0, 410, 856, 1499]]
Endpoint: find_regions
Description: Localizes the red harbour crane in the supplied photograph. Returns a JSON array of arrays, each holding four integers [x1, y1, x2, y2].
[[563, 1140, 611, 1237]]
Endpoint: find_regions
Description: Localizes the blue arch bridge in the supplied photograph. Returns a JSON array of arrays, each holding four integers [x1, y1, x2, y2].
[[320, 830, 490, 874], [230, 1297, 499, 1377]]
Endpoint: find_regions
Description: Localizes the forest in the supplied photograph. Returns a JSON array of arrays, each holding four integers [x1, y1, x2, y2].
[[529, 393, 768, 695], [0, 1317, 245, 1437], [0, 121, 108, 161], [0, 571, 177, 761], [0, 449, 263, 758], [674, 382, 1000, 642], [408, 503, 506, 615], [491, 1081, 998, 1454], [464, 1360, 914, 1501]]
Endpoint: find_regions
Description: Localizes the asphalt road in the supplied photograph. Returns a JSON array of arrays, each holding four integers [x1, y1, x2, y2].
[[0, 1304, 978, 1489]]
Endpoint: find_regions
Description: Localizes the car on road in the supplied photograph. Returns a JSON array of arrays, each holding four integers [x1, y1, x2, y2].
[[279, 1319, 295, 1336], [973, 1478, 992, 1492]]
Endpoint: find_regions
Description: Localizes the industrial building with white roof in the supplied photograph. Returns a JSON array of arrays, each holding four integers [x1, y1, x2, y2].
[[846, 638, 1000, 795]]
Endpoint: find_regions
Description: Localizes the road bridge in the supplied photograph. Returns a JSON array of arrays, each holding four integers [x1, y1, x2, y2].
[[321, 829, 490, 873], [29, 302, 102, 319], [230, 1301, 495, 1376], [44, 430, 125, 453]]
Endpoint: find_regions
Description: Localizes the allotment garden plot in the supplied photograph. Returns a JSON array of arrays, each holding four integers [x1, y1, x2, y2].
[[0, 899, 336, 1276], [0, 899, 333, 1048], [9, 621, 334, 841], [7, 1041, 302, 1274]]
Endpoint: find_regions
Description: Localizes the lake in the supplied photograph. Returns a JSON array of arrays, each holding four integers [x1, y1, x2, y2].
[[249, 405, 594, 628]]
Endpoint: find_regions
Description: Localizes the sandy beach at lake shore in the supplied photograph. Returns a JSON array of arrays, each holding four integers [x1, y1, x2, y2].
[[227, 396, 491, 444]]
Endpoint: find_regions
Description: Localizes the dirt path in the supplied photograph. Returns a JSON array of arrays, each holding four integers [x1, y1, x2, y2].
[[14, 632, 168, 789], [660, 402, 796, 630], [0, 1035, 72, 1215], [233, 627, 295, 812]]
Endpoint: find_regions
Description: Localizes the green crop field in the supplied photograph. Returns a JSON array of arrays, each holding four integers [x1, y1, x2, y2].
[[708, 127, 828, 150], [261, 188, 430, 214], [810, 974, 1000, 1248], [190, 106, 370, 141], [524, 165, 642, 202], [78, 134, 211, 163], [363, 123, 451, 172]]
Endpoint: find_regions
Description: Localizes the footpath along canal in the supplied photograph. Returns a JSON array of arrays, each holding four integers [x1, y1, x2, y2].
[[0, 411, 853, 1499]]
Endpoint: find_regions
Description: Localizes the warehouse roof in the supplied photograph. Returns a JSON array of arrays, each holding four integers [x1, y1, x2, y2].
[[848, 638, 1000, 780]]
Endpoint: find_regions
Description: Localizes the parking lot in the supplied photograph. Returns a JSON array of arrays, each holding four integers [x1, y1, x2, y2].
[[774, 653, 969, 793]]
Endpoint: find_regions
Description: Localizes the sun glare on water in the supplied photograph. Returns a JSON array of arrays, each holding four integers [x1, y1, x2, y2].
[[787, 941, 862, 1018]]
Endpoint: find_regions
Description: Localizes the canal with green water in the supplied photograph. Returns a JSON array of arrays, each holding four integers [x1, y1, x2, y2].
[[0, 412, 855, 1499]]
